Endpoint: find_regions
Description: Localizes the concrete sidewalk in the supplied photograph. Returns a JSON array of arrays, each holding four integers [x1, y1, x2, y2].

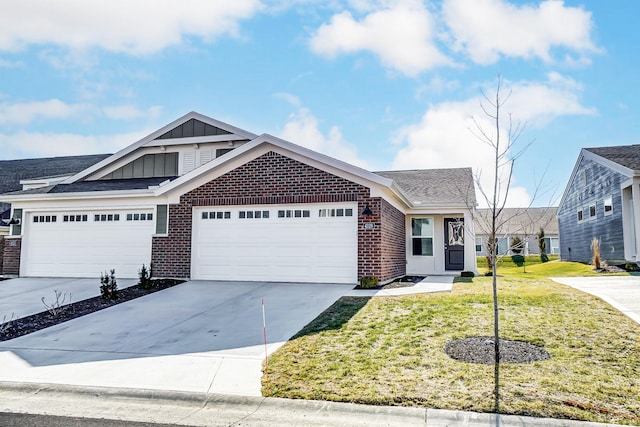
[[0, 382, 624, 427], [345, 276, 454, 297], [551, 276, 640, 325]]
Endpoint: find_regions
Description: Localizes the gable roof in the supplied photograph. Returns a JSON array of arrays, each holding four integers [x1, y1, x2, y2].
[[585, 145, 640, 172], [475, 207, 558, 235], [64, 111, 258, 184], [375, 168, 476, 207]]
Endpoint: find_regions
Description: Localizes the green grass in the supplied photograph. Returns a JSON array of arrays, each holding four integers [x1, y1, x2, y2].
[[264, 263, 640, 425], [477, 257, 632, 278]]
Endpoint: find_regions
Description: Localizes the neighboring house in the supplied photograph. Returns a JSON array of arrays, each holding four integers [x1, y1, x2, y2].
[[474, 207, 559, 257], [558, 145, 640, 265], [0, 112, 477, 283], [0, 154, 110, 236]]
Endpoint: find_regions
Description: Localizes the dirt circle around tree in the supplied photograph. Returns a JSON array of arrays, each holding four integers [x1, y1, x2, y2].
[[444, 336, 552, 364]]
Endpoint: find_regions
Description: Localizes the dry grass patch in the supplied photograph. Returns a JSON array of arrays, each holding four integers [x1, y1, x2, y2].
[[264, 276, 640, 425]]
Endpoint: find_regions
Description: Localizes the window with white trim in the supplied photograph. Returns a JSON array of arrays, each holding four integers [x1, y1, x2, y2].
[[202, 211, 232, 219], [95, 214, 120, 222], [475, 237, 483, 253], [604, 196, 613, 216], [64, 214, 88, 222], [126, 213, 153, 221], [318, 208, 353, 217], [279, 209, 310, 218], [239, 210, 269, 219], [33, 215, 57, 223], [589, 203, 596, 219], [411, 218, 433, 256], [577, 208, 584, 223]]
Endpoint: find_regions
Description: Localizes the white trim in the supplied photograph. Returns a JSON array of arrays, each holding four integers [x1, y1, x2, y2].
[[604, 195, 613, 216]]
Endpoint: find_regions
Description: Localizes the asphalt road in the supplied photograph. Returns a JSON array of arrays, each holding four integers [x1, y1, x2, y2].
[[0, 413, 197, 427]]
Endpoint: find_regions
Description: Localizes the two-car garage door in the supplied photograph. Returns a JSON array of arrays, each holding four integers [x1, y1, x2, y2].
[[192, 203, 358, 284], [21, 210, 154, 278]]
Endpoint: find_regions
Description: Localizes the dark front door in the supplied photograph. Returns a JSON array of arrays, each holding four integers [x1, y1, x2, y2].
[[444, 218, 465, 270]]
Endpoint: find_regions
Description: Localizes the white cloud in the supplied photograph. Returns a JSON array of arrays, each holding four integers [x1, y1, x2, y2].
[[310, 0, 451, 76], [0, 99, 90, 125], [443, 0, 599, 64], [0, 0, 262, 55], [392, 75, 595, 207], [0, 130, 148, 159], [279, 107, 369, 169], [102, 105, 163, 121]]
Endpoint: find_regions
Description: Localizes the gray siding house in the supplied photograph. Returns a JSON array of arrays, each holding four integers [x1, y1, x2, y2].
[[558, 145, 640, 265], [475, 207, 558, 257]]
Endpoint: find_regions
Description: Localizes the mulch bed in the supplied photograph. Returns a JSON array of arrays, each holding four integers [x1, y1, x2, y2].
[[353, 276, 425, 290], [444, 336, 552, 364], [0, 279, 184, 342]]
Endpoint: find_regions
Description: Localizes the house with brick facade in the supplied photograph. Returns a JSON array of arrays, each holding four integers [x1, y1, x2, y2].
[[0, 112, 477, 283]]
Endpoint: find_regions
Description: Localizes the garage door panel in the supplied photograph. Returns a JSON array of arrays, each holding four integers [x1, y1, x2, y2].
[[23, 211, 153, 278], [192, 204, 357, 284]]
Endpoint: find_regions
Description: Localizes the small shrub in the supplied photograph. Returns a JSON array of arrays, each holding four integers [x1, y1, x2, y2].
[[461, 271, 475, 278], [484, 271, 493, 276], [511, 255, 525, 267], [41, 290, 70, 317], [624, 262, 639, 272], [590, 238, 601, 270], [360, 276, 379, 289], [138, 264, 154, 289], [537, 228, 549, 263], [100, 269, 118, 301], [0, 312, 15, 334]]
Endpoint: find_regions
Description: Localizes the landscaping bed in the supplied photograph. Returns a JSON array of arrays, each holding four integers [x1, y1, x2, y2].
[[0, 279, 184, 342], [264, 263, 640, 425]]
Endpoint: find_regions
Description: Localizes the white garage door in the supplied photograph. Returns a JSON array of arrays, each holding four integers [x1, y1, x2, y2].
[[22, 210, 154, 278], [192, 203, 358, 284]]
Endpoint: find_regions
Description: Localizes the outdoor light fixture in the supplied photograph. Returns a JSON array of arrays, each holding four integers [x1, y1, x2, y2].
[[361, 204, 373, 216], [8, 218, 20, 225]]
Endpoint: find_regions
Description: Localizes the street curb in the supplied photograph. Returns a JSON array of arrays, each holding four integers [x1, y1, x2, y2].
[[0, 382, 625, 426]]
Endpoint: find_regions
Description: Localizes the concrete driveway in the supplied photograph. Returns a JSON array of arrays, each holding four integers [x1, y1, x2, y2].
[[552, 276, 640, 325], [0, 280, 351, 396]]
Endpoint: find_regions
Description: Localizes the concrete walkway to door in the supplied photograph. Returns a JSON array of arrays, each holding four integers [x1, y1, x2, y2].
[[551, 276, 640, 325]]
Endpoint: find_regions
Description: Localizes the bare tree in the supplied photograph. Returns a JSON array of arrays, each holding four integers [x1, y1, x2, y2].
[[469, 76, 531, 413]]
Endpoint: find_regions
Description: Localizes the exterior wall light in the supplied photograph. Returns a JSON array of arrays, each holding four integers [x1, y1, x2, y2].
[[361, 204, 373, 216]]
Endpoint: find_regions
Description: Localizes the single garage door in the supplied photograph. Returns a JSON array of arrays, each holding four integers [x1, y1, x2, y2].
[[21, 210, 154, 278], [192, 203, 358, 284]]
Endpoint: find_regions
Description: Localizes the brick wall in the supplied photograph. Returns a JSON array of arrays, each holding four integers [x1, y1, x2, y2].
[[380, 199, 406, 280], [2, 237, 21, 276], [152, 151, 405, 282]]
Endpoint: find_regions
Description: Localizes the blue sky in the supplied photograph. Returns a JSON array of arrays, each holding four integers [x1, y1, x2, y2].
[[0, 0, 637, 207]]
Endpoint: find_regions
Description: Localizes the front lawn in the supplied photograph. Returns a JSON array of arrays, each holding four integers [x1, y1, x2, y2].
[[263, 266, 640, 425]]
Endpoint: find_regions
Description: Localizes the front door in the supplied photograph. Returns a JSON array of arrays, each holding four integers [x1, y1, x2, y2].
[[444, 218, 465, 270]]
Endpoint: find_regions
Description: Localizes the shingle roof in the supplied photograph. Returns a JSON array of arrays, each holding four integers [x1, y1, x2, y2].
[[4, 177, 176, 196], [585, 145, 640, 171], [0, 154, 111, 194], [375, 168, 476, 206], [475, 207, 558, 235]]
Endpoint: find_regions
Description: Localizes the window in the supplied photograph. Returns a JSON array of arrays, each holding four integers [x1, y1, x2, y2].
[[95, 213, 120, 222], [63, 215, 88, 222], [319, 208, 352, 217], [475, 237, 483, 253], [496, 237, 509, 256], [589, 203, 596, 219], [126, 213, 152, 221], [411, 218, 433, 256], [279, 209, 309, 218], [203, 211, 231, 219], [239, 210, 269, 219], [33, 215, 57, 223], [604, 196, 613, 216], [156, 205, 168, 234], [577, 208, 584, 223], [544, 237, 560, 254]]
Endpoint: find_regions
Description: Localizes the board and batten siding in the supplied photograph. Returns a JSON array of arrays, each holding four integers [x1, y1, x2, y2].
[[558, 156, 626, 264]]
